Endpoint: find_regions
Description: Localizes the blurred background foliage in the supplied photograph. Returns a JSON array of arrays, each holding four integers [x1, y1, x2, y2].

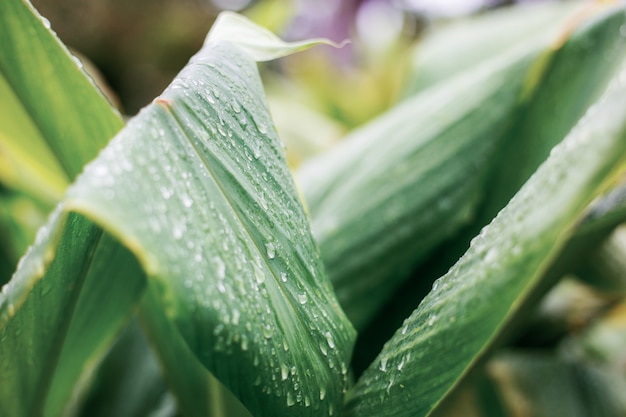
[[4, 0, 626, 415]]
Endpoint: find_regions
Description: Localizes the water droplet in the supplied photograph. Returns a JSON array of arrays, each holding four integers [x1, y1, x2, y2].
[[280, 272, 288, 282], [484, 247, 498, 263], [41, 16, 51, 29], [428, 314, 437, 326], [304, 396, 311, 407], [297, 293, 308, 304], [265, 242, 276, 259], [319, 343, 328, 356], [319, 387, 326, 400], [160, 186, 173, 199], [254, 265, 266, 284], [172, 224, 184, 240], [397, 356, 406, 371], [232, 309, 240, 325], [380, 357, 388, 372], [181, 194, 194, 208], [213, 256, 226, 279], [324, 332, 335, 349], [262, 324, 273, 338], [281, 364, 289, 380], [287, 392, 296, 407]]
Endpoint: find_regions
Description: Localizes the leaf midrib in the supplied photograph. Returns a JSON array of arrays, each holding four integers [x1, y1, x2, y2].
[[160, 100, 327, 367]]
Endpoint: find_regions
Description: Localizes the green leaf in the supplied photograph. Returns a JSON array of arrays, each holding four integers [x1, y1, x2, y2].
[[0, 211, 144, 417], [298, 1, 626, 333], [1, 11, 356, 417], [483, 3, 626, 218], [0, 0, 124, 184], [207, 11, 347, 62], [404, 1, 579, 95], [297, 35, 544, 331], [345, 63, 626, 417]]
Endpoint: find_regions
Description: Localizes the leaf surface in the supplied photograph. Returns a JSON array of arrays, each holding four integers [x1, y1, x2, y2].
[[0, 0, 123, 183], [298, 38, 542, 330], [0, 10, 356, 417], [345, 63, 626, 417]]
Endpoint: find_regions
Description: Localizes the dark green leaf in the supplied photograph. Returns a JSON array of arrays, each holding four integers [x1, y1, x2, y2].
[[345, 62, 626, 417]]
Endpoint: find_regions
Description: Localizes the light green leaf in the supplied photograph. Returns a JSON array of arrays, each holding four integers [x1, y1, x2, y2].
[[0, 11, 356, 417], [345, 64, 626, 417], [0, 1, 145, 415], [404, 1, 580, 95], [207, 11, 347, 62], [0, 0, 123, 184]]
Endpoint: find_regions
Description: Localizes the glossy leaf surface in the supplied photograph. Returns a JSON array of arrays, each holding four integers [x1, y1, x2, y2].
[[346, 64, 626, 417]]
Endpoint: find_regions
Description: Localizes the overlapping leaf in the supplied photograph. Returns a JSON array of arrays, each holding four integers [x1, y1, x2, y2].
[[298, 2, 626, 332], [0, 7, 356, 417], [345, 63, 626, 417]]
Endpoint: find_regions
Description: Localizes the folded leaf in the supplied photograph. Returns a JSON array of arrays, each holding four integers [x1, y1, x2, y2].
[[0, 11, 356, 417], [298, 36, 542, 330], [345, 61, 626, 417]]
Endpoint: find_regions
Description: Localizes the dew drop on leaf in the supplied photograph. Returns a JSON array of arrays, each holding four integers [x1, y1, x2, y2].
[[265, 242, 276, 259], [297, 293, 308, 304], [319, 387, 326, 400], [324, 331, 335, 349]]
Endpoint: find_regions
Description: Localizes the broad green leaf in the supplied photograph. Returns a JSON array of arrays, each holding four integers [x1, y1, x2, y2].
[[404, 1, 580, 95], [0, 0, 123, 184], [345, 64, 626, 417], [208, 11, 346, 62], [0, 211, 143, 417], [483, 3, 626, 218], [298, 2, 626, 332], [0, 1, 145, 415], [62, 38, 355, 416], [297, 37, 543, 331], [1, 11, 355, 417]]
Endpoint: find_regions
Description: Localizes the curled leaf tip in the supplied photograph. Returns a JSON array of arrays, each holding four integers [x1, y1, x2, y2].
[[205, 11, 345, 62]]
